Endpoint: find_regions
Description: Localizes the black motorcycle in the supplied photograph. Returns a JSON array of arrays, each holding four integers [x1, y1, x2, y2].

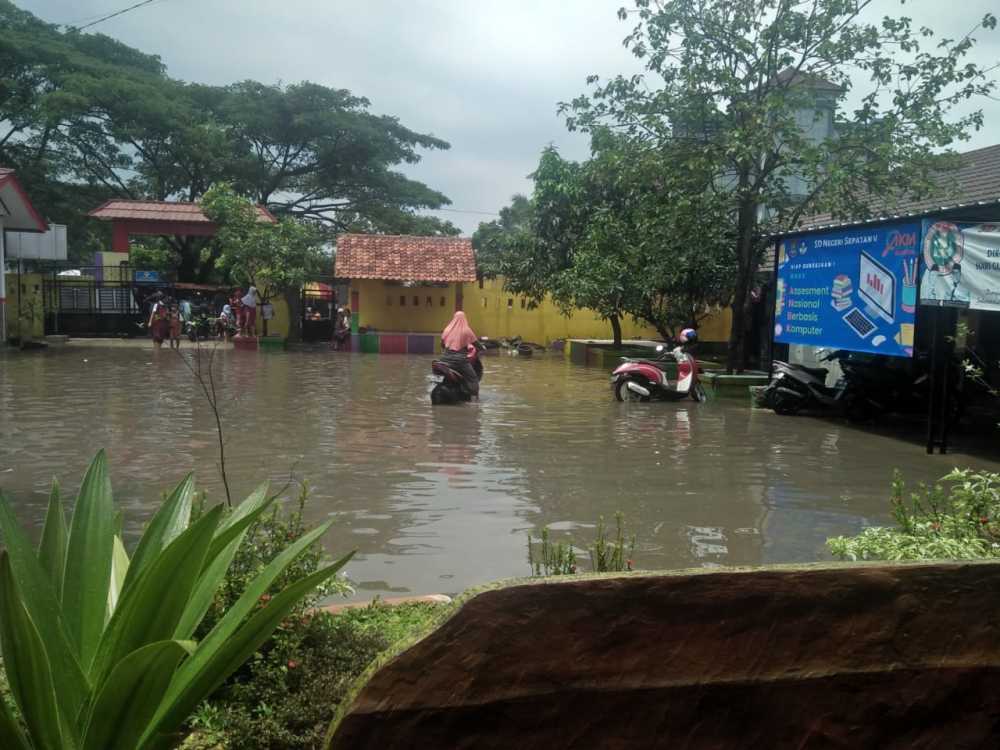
[[430, 345, 484, 405], [184, 314, 215, 342]]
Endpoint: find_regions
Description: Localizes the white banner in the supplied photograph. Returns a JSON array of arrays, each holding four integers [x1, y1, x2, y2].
[[920, 220, 1000, 310]]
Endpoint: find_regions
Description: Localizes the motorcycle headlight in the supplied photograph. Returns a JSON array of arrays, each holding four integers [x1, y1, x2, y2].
[[774, 371, 784, 380]]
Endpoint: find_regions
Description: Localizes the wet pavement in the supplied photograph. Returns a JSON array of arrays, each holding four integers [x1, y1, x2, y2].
[[2, 345, 998, 599]]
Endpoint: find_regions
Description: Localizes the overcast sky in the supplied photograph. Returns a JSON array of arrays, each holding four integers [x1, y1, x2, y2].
[[18, 0, 1000, 233]]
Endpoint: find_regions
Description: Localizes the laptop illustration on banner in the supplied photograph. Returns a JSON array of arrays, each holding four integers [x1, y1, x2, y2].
[[842, 251, 895, 340]]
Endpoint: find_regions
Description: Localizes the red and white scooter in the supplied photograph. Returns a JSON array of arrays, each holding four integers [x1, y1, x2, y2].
[[610, 328, 706, 403]]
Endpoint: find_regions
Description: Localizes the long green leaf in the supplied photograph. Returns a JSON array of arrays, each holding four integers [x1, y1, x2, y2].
[[173, 486, 275, 639], [0, 493, 89, 723], [63, 450, 116, 672], [123, 474, 195, 593], [186, 520, 335, 651], [81, 640, 194, 750], [206, 482, 272, 563], [0, 685, 32, 750], [140, 552, 353, 750], [0, 553, 69, 750], [88, 505, 223, 693], [107, 535, 130, 618], [173, 530, 244, 641], [38, 478, 68, 602]]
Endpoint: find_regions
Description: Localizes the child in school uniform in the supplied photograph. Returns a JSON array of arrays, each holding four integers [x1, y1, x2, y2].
[[168, 304, 182, 349]]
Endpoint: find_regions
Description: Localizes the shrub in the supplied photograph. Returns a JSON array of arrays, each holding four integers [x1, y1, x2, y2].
[[827, 469, 1000, 561], [0, 451, 353, 750], [181, 602, 442, 749]]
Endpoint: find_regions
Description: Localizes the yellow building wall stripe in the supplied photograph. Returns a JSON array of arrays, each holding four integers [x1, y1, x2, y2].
[[349, 277, 732, 344]]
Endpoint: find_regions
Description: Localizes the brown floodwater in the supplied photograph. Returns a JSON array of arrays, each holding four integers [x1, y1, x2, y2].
[[2, 345, 998, 600]]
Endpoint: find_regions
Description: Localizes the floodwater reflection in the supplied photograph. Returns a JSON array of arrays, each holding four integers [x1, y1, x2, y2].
[[2, 346, 998, 599]]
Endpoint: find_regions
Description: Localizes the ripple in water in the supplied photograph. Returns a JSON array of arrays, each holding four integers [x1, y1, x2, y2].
[[2, 346, 998, 599]]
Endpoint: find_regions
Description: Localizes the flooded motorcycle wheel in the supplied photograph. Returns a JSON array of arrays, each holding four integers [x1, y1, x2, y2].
[[772, 392, 801, 416], [615, 378, 649, 403]]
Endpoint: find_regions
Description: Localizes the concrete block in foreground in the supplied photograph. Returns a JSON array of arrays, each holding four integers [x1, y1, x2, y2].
[[328, 562, 1000, 749]]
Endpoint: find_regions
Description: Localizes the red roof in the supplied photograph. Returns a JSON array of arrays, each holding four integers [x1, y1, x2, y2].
[[336, 234, 477, 282], [0, 167, 47, 232], [88, 199, 276, 224]]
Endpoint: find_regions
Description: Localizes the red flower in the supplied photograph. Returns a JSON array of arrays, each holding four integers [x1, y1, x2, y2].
[[287, 659, 299, 670], [259, 593, 272, 606], [931, 522, 941, 531], [626, 559, 634, 571], [981, 516, 990, 525]]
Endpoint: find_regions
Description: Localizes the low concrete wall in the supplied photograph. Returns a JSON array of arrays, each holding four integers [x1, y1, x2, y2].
[[329, 562, 1000, 749]]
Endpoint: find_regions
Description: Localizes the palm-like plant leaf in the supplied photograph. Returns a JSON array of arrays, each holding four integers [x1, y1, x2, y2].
[[0, 453, 351, 750]]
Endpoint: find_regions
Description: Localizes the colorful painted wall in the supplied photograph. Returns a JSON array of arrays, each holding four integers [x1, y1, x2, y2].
[[349, 276, 732, 344]]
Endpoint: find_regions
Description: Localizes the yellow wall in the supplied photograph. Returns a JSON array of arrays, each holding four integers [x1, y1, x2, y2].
[[262, 294, 292, 338], [350, 276, 731, 344], [4, 272, 45, 339], [351, 279, 458, 333]]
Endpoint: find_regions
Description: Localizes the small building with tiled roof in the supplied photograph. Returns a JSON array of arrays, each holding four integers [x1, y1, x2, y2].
[[336, 233, 477, 354], [88, 199, 275, 253]]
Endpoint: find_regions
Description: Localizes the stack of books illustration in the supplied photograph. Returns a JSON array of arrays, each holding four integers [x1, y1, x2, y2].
[[831, 274, 853, 311]]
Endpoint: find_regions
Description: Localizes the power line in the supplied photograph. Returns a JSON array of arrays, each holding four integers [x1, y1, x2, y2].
[[68, 0, 164, 31]]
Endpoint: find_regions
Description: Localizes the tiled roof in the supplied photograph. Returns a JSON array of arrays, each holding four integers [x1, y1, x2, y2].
[[88, 199, 275, 223], [791, 144, 1000, 234], [336, 234, 477, 282]]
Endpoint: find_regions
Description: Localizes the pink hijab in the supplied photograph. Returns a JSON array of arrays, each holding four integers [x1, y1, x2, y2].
[[442, 311, 477, 351]]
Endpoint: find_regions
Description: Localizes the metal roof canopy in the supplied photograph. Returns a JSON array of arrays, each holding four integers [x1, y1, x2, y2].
[[770, 198, 1000, 240]]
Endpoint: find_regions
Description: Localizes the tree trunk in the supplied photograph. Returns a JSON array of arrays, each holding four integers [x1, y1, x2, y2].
[[727, 195, 759, 374], [284, 286, 303, 342], [610, 315, 622, 347]]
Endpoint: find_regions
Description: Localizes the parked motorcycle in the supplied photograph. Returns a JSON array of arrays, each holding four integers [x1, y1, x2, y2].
[[611, 329, 706, 403], [430, 343, 484, 405], [760, 351, 852, 416]]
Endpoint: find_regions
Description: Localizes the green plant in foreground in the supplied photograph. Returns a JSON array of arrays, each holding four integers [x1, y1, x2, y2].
[[181, 602, 443, 750], [590, 512, 636, 573], [528, 512, 637, 576], [828, 469, 1000, 561], [527, 527, 578, 576], [0, 450, 354, 750]]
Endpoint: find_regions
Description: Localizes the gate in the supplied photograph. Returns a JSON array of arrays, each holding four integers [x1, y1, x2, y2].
[[42, 266, 157, 337]]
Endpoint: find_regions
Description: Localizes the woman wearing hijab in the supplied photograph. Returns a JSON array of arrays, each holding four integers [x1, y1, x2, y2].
[[440, 311, 481, 397]]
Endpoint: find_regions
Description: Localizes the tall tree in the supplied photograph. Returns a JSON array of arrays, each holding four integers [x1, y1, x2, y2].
[[563, 0, 997, 371], [201, 183, 328, 339], [475, 135, 734, 345], [213, 81, 455, 233], [0, 2, 457, 269]]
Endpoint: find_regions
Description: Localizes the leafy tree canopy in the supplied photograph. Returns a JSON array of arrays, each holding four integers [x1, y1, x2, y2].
[[0, 1, 457, 271], [562, 0, 997, 369]]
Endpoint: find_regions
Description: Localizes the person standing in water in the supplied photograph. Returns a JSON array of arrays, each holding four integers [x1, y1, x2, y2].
[[440, 311, 480, 398], [240, 285, 259, 337], [148, 294, 169, 349], [168, 304, 182, 349]]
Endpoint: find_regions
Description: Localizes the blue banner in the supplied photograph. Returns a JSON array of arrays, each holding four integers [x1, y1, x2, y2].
[[774, 222, 919, 358], [133, 270, 161, 283]]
